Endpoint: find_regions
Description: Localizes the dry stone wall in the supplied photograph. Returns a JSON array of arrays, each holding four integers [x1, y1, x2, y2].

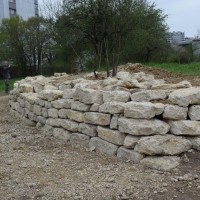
[[9, 64, 200, 171]]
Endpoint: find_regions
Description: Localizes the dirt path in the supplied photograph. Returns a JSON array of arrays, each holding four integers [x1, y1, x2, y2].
[[1, 95, 200, 200]]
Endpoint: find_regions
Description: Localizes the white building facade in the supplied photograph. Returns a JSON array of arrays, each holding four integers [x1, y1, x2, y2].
[[167, 31, 185, 44], [0, 0, 38, 22]]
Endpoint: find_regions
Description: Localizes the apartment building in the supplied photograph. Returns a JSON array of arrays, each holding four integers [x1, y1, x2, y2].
[[167, 31, 185, 44], [0, 0, 38, 22]]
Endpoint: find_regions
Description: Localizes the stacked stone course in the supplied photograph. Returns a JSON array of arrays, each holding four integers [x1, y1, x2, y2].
[[9, 64, 200, 171]]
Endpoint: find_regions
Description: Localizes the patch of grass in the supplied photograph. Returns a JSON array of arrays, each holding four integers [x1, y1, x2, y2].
[[0, 78, 21, 92], [144, 62, 200, 76]]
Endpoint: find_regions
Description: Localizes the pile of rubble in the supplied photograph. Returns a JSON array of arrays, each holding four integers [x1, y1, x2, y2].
[[9, 63, 200, 171]]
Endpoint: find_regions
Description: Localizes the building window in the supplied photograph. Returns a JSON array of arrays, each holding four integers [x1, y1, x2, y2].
[[9, 0, 16, 3], [9, 8, 16, 16]]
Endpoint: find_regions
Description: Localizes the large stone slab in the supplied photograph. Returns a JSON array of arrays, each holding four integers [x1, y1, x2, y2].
[[140, 156, 181, 171], [78, 123, 97, 137], [63, 89, 74, 99], [84, 112, 111, 126], [66, 110, 84, 123], [60, 119, 79, 132], [117, 147, 144, 163], [51, 99, 73, 109], [39, 89, 63, 101], [102, 91, 130, 103], [135, 135, 192, 155], [58, 109, 68, 118], [168, 87, 200, 107], [97, 126, 126, 145], [124, 102, 165, 119], [18, 83, 33, 93], [169, 120, 200, 136], [48, 108, 58, 118], [70, 133, 90, 148], [73, 87, 103, 104], [99, 102, 125, 114], [118, 118, 169, 136], [163, 105, 188, 120], [53, 128, 71, 142], [188, 105, 200, 121], [89, 137, 118, 156], [190, 137, 200, 151], [131, 90, 167, 102], [46, 118, 62, 127]]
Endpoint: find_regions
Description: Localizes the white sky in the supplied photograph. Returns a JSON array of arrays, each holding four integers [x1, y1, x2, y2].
[[38, 0, 200, 38], [152, 0, 200, 37]]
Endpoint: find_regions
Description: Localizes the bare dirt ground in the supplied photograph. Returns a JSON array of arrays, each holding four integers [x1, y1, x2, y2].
[[1, 68, 200, 200]]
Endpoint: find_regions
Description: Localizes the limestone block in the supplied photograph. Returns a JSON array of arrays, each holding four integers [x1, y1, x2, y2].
[[124, 102, 165, 119], [28, 112, 37, 122], [41, 124, 53, 136], [89, 137, 118, 156], [188, 105, 200, 121], [169, 120, 200, 136], [35, 99, 45, 107], [18, 83, 33, 93], [116, 71, 132, 81], [25, 101, 33, 112], [21, 93, 39, 104], [84, 112, 111, 126], [73, 87, 103, 104], [60, 119, 79, 132], [78, 123, 97, 137], [135, 135, 192, 155], [190, 137, 200, 151], [42, 108, 48, 118], [163, 105, 188, 120], [110, 116, 118, 129], [97, 126, 126, 145], [48, 108, 58, 118], [44, 85, 58, 90], [63, 89, 74, 99], [66, 110, 84, 123], [70, 133, 90, 148], [52, 99, 72, 109], [152, 80, 192, 90], [46, 118, 62, 127], [124, 135, 140, 149], [45, 101, 52, 108], [59, 84, 72, 91], [141, 156, 181, 171], [37, 116, 46, 125], [33, 105, 42, 116], [17, 98, 25, 107], [102, 91, 130, 103], [90, 103, 100, 112], [58, 109, 68, 119], [117, 147, 144, 163], [39, 89, 63, 101], [168, 87, 200, 107], [53, 128, 71, 142], [118, 118, 170, 136], [71, 101, 91, 112], [131, 90, 167, 102], [99, 102, 125, 114]]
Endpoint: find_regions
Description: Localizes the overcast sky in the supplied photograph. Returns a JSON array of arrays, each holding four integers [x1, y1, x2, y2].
[[152, 0, 200, 37]]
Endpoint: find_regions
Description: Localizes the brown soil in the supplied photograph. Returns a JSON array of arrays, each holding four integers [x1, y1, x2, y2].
[[1, 67, 200, 199]]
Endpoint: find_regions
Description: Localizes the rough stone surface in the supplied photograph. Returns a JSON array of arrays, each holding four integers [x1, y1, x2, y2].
[[18, 83, 33, 93], [117, 147, 144, 163], [78, 123, 97, 137], [135, 135, 192, 155], [99, 102, 125, 114], [124, 135, 140, 149], [163, 105, 188, 120], [131, 90, 167, 102], [89, 137, 118, 156], [124, 102, 165, 119], [46, 118, 62, 127], [141, 156, 181, 171], [63, 89, 74, 99], [169, 120, 200, 136], [39, 90, 63, 101], [36, 116, 46, 125], [102, 91, 130, 103], [58, 109, 68, 119], [60, 119, 79, 132], [70, 133, 90, 148], [168, 87, 200, 107], [51, 99, 72, 109], [66, 110, 84, 123], [48, 108, 58, 118], [118, 118, 170, 136], [188, 105, 200, 121], [110, 116, 119, 129], [190, 137, 200, 151], [33, 105, 42, 116], [84, 112, 111, 126], [97, 126, 126, 145], [71, 101, 91, 112], [53, 128, 71, 142], [90, 103, 100, 112]]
